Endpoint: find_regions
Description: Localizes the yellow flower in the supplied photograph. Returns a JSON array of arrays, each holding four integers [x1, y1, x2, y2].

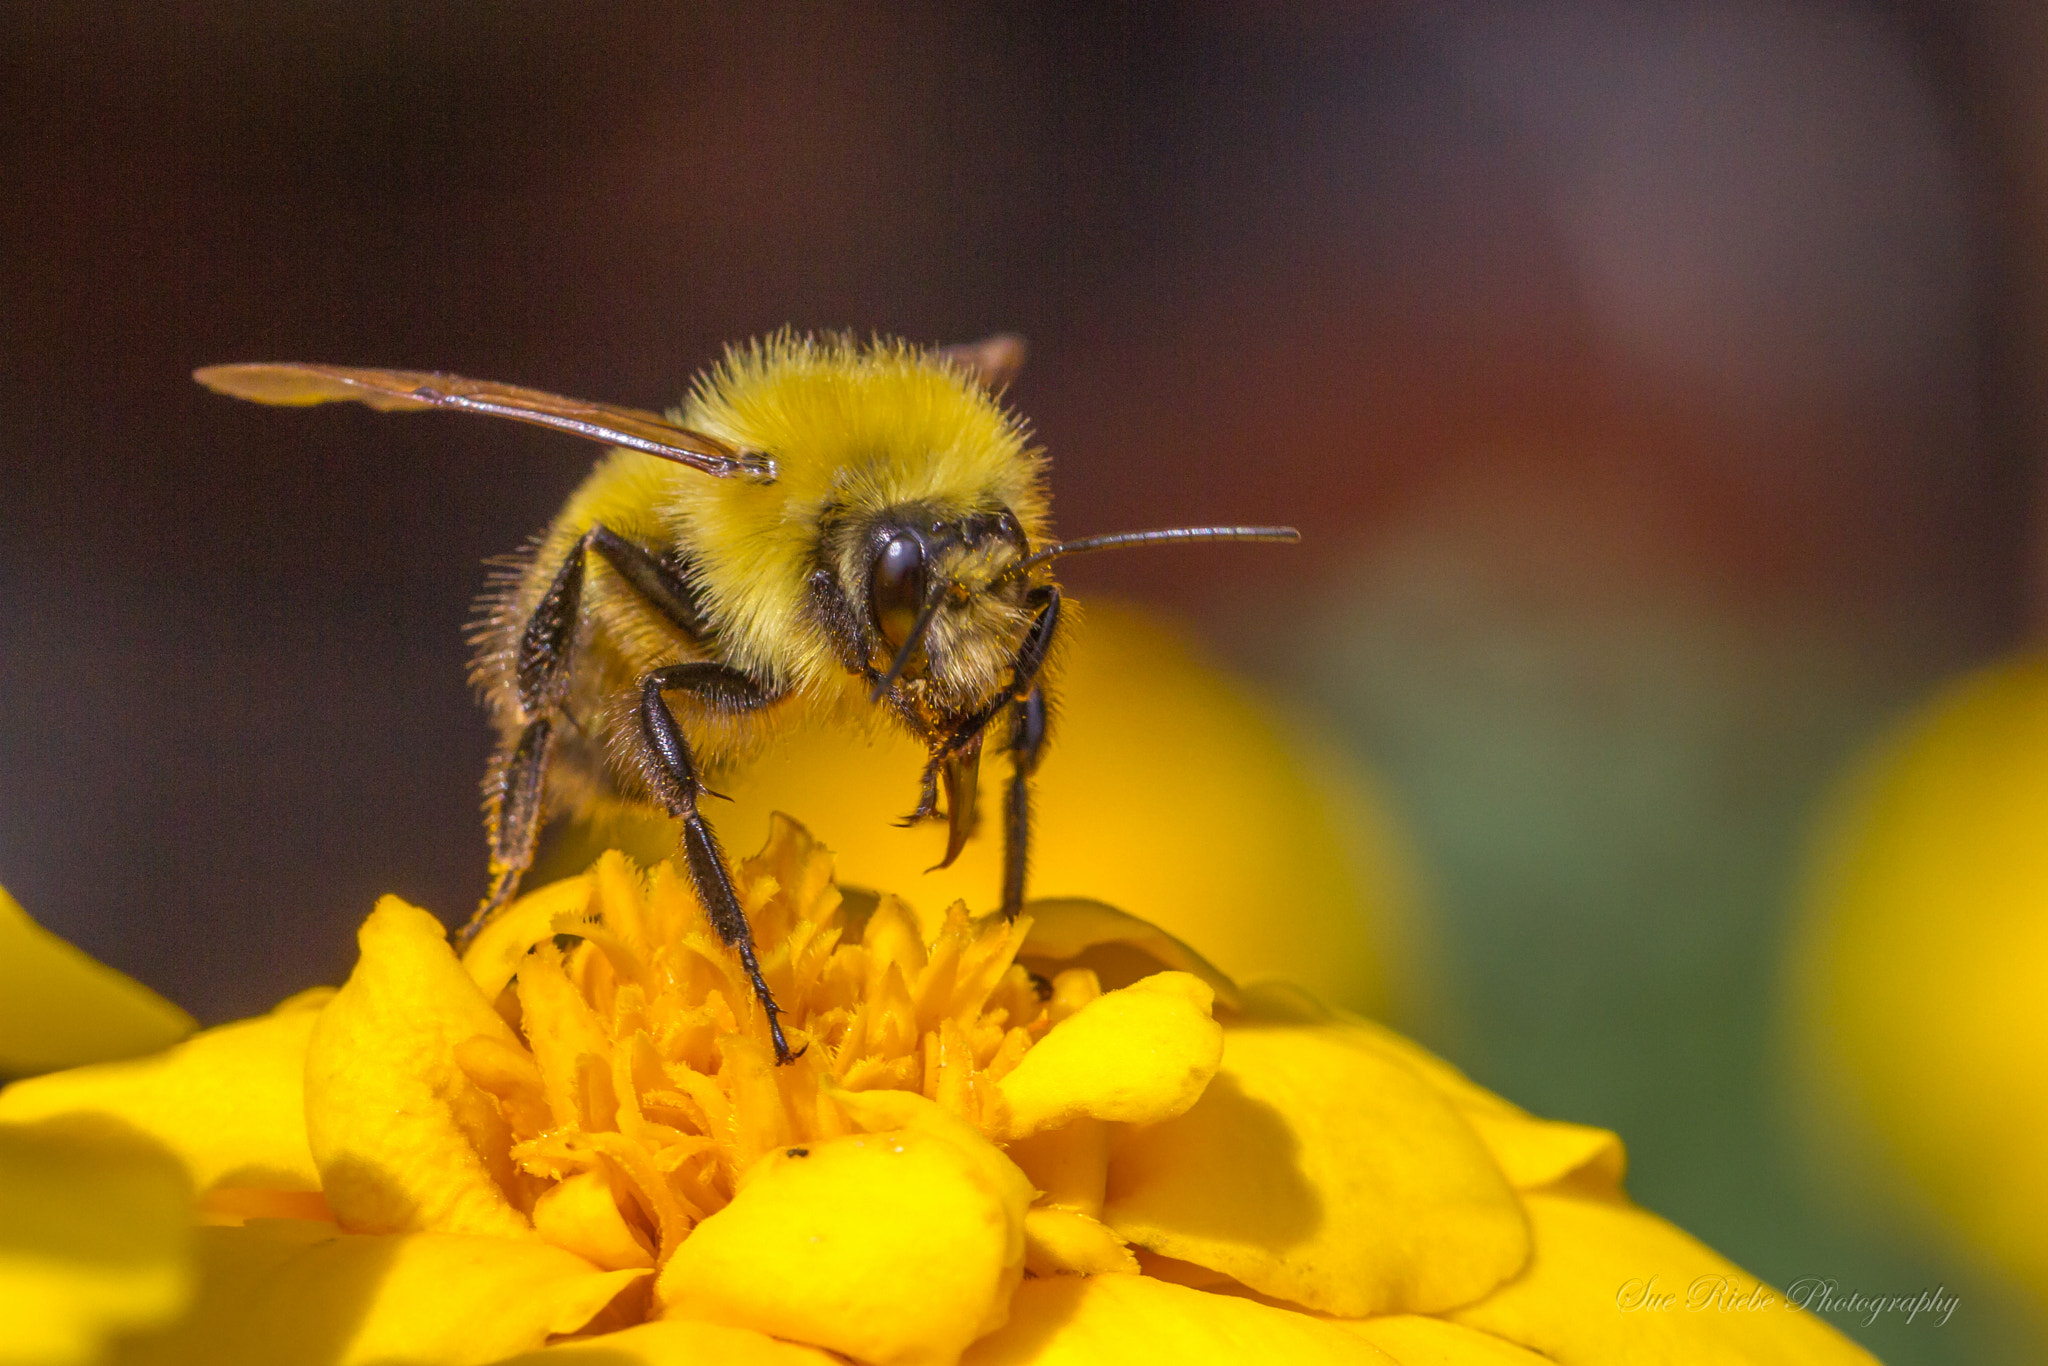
[[0, 886, 201, 1366], [3, 822, 1878, 1365], [1788, 656, 2048, 1322]]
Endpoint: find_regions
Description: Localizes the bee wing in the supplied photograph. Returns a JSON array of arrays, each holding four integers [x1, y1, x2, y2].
[[930, 335, 1026, 393], [192, 362, 776, 481]]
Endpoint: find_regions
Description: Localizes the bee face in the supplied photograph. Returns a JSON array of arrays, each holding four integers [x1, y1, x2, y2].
[[817, 500, 1035, 725]]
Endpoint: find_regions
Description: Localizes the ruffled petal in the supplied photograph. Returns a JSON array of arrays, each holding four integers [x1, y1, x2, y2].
[[0, 989, 330, 1193], [487, 1319, 841, 1364], [1104, 1023, 1529, 1317], [960, 1274, 1398, 1366], [1241, 988, 1626, 1196], [109, 1220, 642, 1366], [1335, 1315, 1555, 1364], [997, 972, 1223, 1138], [1017, 902, 1242, 1010], [0, 883, 195, 1077], [1449, 1192, 1881, 1364], [304, 896, 533, 1239], [658, 1122, 1030, 1366], [2, 1117, 194, 1366]]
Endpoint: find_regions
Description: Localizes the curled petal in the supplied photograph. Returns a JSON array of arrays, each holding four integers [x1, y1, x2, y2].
[[462, 876, 598, 1002], [1022, 1207, 1138, 1277], [659, 1127, 1029, 1366], [997, 973, 1223, 1139], [1455, 1110, 1625, 1195], [111, 1220, 643, 1366], [0, 884, 195, 1078], [0, 990, 329, 1194], [305, 897, 532, 1239], [960, 1274, 1397, 1366], [2, 1118, 193, 1366], [1449, 1192, 1882, 1364], [1104, 1023, 1529, 1317], [1018, 901, 1242, 1010]]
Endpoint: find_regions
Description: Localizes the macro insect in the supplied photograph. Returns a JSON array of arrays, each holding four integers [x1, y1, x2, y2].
[[195, 333, 1297, 1061]]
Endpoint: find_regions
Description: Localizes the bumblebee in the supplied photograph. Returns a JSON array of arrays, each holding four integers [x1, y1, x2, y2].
[[196, 333, 1295, 1060]]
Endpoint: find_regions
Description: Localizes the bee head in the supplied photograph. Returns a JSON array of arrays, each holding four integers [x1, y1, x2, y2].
[[816, 501, 1038, 727]]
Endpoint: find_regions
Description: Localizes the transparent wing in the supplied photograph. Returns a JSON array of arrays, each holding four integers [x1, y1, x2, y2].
[[193, 362, 776, 481]]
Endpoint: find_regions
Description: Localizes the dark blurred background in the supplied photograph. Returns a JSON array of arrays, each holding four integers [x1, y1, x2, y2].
[[5, 3, 2045, 1361]]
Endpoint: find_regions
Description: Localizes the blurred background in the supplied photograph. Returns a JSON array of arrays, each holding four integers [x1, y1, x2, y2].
[[4, 3, 2045, 1361]]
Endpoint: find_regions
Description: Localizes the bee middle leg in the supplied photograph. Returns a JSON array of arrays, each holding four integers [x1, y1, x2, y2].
[[635, 662, 799, 1063]]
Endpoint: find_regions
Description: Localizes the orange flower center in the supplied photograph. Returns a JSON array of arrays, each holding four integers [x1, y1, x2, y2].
[[453, 815, 1100, 1271]]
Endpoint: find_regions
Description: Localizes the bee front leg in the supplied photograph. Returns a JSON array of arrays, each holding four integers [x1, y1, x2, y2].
[[636, 662, 799, 1063], [1001, 686, 1048, 918]]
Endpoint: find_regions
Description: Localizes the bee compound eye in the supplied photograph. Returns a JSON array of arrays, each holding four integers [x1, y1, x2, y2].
[[870, 533, 928, 651]]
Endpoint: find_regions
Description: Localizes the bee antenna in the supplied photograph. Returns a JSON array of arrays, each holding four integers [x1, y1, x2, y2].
[[870, 585, 950, 702], [991, 524, 1301, 587]]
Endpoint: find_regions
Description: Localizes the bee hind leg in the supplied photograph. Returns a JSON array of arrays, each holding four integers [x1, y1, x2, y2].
[[463, 520, 712, 946], [459, 716, 555, 948], [635, 662, 798, 1063]]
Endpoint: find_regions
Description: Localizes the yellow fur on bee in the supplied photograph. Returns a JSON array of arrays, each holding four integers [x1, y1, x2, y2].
[[545, 332, 1048, 698]]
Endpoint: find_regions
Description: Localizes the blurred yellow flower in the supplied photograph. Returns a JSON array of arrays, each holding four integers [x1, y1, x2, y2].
[[2, 822, 1878, 1366], [539, 601, 1418, 1017], [1789, 655, 2048, 1319]]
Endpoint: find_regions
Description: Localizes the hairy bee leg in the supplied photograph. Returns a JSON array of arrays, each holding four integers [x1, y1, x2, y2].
[[518, 521, 711, 713], [464, 520, 715, 945], [459, 717, 556, 947], [1001, 687, 1048, 919], [636, 662, 798, 1064]]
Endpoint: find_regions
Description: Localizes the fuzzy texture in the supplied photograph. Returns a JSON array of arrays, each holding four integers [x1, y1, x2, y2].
[[467, 331, 1054, 836], [674, 332, 1047, 693]]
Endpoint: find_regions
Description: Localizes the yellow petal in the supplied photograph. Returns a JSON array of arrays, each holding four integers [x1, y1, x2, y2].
[[1105, 1023, 1529, 1317], [1241, 987, 1626, 1196], [960, 1273, 1398, 1366], [832, 1087, 1037, 1244], [1449, 1192, 1880, 1365], [1022, 1206, 1138, 1277], [659, 1127, 1030, 1366], [488, 1318, 842, 1365], [110, 1220, 643, 1366], [1336, 1315, 1555, 1365], [996, 972, 1223, 1139], [1454, 1110, 1625, 1196], [0, 989, 329, 1193], [1, 1117, 193, 1366], [462, 874, 598, 1002], [305, 896, 533, 1239], [531, 1171, 655, 1271], [1017, 901, 1242, 1011], [1004, 1116, 1110, 1218], [0, 883, 195, 1077]]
